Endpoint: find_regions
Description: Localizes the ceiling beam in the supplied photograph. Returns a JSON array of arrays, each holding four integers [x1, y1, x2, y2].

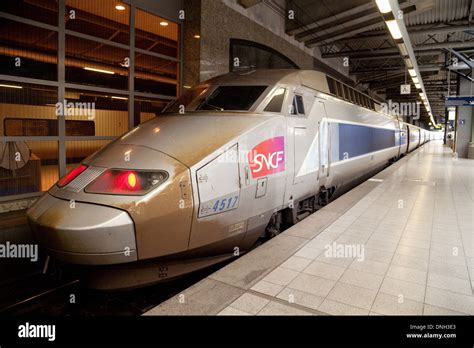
[[237, 0, 262, 9], [295, 6, 381, 42], [322, 41, 474, 58], [350, 64, 443, 75], [368, 71, 439, 90], [305, 5, 417, 47], [446, 48, 474, 69], [469, 0, 474, 23], [319, 21, 472, 47], [285, 1, 376, 36], [344, 50, 445, 61]]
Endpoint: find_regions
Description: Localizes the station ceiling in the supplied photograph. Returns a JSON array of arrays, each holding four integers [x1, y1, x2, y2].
[[283, 0, 474, 126]]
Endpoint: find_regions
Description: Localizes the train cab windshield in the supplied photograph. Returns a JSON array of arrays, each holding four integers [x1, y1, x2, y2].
[[163, 85, 267, 113]]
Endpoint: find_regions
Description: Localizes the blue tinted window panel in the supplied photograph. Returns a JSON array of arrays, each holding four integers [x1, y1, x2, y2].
[[338, 124, 396, 160]]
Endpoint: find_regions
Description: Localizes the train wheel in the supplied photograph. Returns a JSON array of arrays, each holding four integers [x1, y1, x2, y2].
[[317, 188, 329, 207], [265, 211, 282, 238]]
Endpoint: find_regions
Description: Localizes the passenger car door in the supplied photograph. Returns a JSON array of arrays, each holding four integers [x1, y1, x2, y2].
[[318, 115, 330, 179]]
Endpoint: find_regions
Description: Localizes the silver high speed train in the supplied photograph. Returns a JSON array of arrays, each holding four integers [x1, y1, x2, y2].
[[27, 69, 430, 289]]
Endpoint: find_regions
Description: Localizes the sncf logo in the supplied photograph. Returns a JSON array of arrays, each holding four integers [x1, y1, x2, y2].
[[248, 136, 285, 178]]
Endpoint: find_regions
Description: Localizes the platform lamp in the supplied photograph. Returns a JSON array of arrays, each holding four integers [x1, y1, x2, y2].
[[375, 0, 440, 128]]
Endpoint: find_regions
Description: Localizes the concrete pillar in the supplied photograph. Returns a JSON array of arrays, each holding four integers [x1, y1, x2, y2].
[[183, 0, 202, 88], [455, 70, 474, 158]]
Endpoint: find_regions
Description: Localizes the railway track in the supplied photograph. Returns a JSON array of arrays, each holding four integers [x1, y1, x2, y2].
[[0, 259, 233, 316]]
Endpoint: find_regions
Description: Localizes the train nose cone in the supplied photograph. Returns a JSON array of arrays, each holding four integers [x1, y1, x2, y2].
[[27, 193, 137, 265]]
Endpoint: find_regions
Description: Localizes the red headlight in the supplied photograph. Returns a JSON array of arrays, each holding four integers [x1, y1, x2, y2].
[[85, 169, 168, 195], [57, 164, 88, 187]]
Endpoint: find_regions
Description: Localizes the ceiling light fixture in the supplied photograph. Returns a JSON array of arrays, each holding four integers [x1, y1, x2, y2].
[[398, 43, 408, 56], [115, 4, 126, 11], [375, 0, 392, 14], [160, 21, 169, 26], [386, 20, 402, 40], [0, 84, 23, 89], [377, 0, 439, 127], [84, 67, 115, 75]]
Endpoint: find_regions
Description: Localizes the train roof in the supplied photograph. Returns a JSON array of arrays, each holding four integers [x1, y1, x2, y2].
[[204, 69, 328, 90], [201, 69, 429, 131]]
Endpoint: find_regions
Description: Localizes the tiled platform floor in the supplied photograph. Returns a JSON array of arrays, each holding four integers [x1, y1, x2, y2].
[[146, 142, 473, 315]]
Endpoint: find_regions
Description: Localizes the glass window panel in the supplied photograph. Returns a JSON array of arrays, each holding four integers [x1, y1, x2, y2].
[[134, 52, 178, 96], [135, 9, 179, 59], [163, 86, 207, 113], [0, 82, 58, 135], [230, 39, 299, 70], [196, 86, 267, 111], [363, 96, 369, 108], [135, 96, 170, 124], [0, 141, 58, 196], [65, 88, 128, 136], [134, 9, 179, 97], [66, 140, 112, 168], [336, 82, 344, 99], [65, 0, 130, 45], [65, 35, 129, 90], [349, 88, 356, 103], [0, 82, 58, 197], [343, 85, 350, 101], [326, 77, 336, 95], [0, 19, 58, 81], [264, 88, 286, 113], [295, 95, 305, 115]]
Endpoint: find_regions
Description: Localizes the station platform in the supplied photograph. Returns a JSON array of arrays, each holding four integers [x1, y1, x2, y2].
[[145, 141, 474, 316]]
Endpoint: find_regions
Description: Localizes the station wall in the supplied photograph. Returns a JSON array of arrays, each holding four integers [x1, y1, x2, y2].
[[456, 72, 474, 158], [184, 0, 314, 86]]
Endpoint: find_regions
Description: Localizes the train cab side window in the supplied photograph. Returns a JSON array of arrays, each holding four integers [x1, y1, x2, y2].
[[295, 95, 305, 115], [363, 95, 369, 108], [370, 99, 375, 110], [264, 87, 286, 113], [290, 95, 304, 115], [336, 81, 344, 99], [326, 77, 337, 95], [349, 88, 356, 103], [343, 85, 350, 101]]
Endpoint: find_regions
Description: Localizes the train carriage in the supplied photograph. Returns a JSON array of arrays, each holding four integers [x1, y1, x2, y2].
[[27, 69, 430, 289]]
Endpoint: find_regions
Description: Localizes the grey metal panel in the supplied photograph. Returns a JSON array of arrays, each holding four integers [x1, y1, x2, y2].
[[123, 0, 184, 22], [197, 144, 240, 218], [44, 248, 137, 266], [117, 113, 276, 167], [27, 194, 136, 258]]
